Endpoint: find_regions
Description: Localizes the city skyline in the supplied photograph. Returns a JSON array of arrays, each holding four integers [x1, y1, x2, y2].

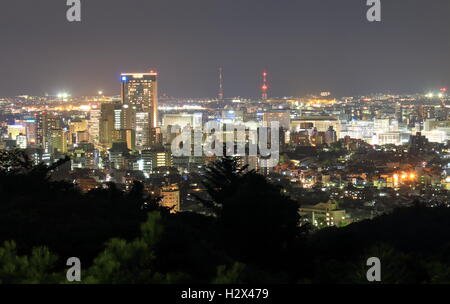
[[2, 0, 450, 287], [2, 68, 449, 100], [0, 0, 449, 98]]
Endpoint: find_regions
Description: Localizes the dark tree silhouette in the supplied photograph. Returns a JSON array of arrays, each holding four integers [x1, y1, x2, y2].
[[194, 156, 251, 214], [1, 150, 450, 284], [0, 150, 161, 264], [196, 157, 305, 272]]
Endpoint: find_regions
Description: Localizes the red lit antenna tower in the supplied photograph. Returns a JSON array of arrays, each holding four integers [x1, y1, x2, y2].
[[218, 67, 224, 100], [261, 71, 268, 101]]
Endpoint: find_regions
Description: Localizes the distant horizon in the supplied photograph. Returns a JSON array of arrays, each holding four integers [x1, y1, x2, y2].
[[2, 85, 447, 100]]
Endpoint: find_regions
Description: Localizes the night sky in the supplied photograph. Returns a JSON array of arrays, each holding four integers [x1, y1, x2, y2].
[[0, 0, 449, 98]]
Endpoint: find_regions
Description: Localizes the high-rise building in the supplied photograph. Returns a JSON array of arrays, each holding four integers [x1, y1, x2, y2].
[[24, 118, 37, 146], [88, 109, 101, 144], [36, 113, 60, 150], [112, 104, 138, 131], [49, 129, 67, 154], [99, 104, 116, 148], [120, 72, 158, 129], [136, 112, 150, 150], [114, 107, 122, 130], [120, 104, 137, 130]]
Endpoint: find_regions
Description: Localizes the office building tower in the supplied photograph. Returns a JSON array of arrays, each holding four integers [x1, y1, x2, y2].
[[120, 72, 158, 129], [136, 112, 150, 150], [24, 119, 37, 145], [88, 109, 101, 144], [120, 104, 137, 130], [114, 107, 122, 130], [36, 113, 60, 150], [99, 104, 116, 148], [49, 129, 67, 154]]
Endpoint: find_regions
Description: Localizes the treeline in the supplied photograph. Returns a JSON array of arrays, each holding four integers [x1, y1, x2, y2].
[[0, 150, 449, 283]]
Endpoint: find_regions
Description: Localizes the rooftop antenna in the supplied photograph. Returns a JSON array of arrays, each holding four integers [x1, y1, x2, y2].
[[261, 71, 268, 101], [218, 67, 224, 100]]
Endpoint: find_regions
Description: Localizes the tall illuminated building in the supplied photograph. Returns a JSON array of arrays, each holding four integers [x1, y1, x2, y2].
[[99, 104, 116, 148], [36, 113, 60, 151], [136, 112, 150, 150], [24, 119, 37, 145], [120, 72, 158, 130], [88, 109, 101, 144], [120, 104, 137, 130], [49, 129, 67, 154], [114, 107, 122, 130]]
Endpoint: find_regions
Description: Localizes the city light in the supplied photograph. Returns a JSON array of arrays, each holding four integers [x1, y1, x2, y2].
[[57, 92, 70, 100], [1, 1, 450, 285]]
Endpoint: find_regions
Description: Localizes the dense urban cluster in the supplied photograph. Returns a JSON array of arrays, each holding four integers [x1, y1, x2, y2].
[[1, 74, 449, 228], [1, 73, 450, 283]]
